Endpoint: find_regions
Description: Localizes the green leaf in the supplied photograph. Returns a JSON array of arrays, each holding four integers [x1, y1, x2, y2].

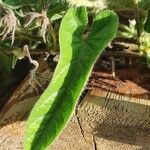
[[48, 3, 68, 21], [3, 0, 38, 7], [138, 0, 150, 10], [145, 17, 150, 33], [12, 55, 18, 69], [0, 52, 13, 73], [146, 49, 150, 66], [24, 7, 118, 150]]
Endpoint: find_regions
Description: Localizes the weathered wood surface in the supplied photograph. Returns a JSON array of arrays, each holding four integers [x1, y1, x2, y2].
[[86, 62, 150, 128], [0, 61, 150, 150], [0, 89, 150, 150], [81, 90, 150, 128]]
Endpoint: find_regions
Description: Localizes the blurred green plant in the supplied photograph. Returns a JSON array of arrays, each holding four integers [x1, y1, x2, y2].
[[0, 0, 67, 72]]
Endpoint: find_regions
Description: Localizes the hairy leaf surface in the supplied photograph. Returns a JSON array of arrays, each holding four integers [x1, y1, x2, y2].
[[25, 7, 118, 150]]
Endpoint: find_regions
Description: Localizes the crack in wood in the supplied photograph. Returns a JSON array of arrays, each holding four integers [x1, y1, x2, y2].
[[92, 134, 97, 150], [75, 106, 87, 143]]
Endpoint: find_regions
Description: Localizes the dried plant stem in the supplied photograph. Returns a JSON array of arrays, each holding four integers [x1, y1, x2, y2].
[[23, 45, 43, 92], [48, 23, 57, 51]]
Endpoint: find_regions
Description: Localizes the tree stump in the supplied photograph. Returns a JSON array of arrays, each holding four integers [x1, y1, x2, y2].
[[0, 60, 150, 150]]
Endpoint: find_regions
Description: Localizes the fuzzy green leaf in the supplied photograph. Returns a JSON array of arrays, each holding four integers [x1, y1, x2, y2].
[[24, 7, 118, 150]]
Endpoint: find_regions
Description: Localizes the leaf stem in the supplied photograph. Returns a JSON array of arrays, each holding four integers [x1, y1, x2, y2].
[[16, 31, 42, 41]]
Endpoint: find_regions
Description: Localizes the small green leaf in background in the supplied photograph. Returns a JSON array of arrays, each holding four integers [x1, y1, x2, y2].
[[3, 0, 37, 7], [138, 0, 150, 10], [0, 52, 13, 73], [145, 17, 150, 33], [48, 2, 68, 21], [146, 49, 150, 67], [24, 7, 118, 150]]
